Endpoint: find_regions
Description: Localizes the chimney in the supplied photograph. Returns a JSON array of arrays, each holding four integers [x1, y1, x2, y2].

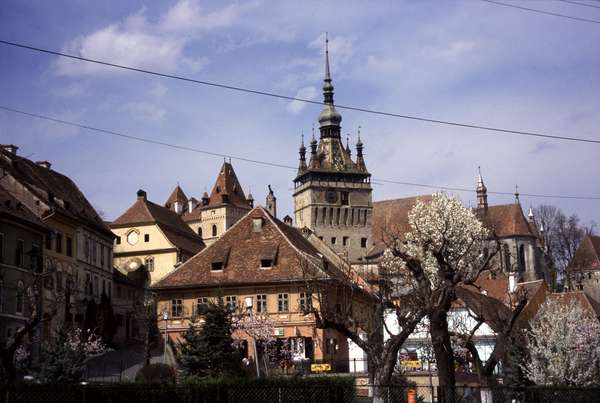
[[188, 199, 197, 213], [201, 192, 210, 206], [283, 215, 293, 226], [1, 144, 18, 155], [174, 201, 182, 215], [266, 185, 277, 218], [36, 161, 52, 170], [509, 272, 517, 293], [137, 189, 147, 201]]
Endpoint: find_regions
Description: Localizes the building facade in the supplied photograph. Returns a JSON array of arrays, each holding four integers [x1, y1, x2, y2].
[[0, 145, 115, 337], [567, 235, 600, 304]]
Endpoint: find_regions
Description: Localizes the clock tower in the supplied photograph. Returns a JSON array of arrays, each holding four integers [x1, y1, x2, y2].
[[293, 36, 372, 263]]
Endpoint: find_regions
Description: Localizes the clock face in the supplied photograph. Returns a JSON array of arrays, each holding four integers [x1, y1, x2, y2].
[[127, 231, 139, 245], [326, 189, 338, 204]]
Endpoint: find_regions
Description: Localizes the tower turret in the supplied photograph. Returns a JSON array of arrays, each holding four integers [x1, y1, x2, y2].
[[476, 167, 488, 210], [298, 133, 307, 172], [266, 185, 277, 218]]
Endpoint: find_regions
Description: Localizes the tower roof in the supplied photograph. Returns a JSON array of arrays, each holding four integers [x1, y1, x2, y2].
[[206, 161, 250, 208], [165, 184, 188, 208]]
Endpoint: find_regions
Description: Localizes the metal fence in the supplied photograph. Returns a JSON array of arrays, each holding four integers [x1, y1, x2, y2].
[[0, 383, 598, 403]]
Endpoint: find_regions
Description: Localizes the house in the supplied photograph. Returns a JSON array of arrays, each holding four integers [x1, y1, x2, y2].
[[110, 189, 204, 285], [0, 145, 114, 337], [566, 235, 600, 304], [0, 184, 49, 359], [151, 206, 373, 371]]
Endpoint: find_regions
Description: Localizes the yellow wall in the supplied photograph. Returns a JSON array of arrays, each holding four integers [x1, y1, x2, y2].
[[112, 224, 179, 284]]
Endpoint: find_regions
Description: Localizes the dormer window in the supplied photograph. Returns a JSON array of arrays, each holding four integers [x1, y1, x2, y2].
[[260, 259, 273, 269], [211, 262, 223, 271], [252, 218, 264, 232], [259, 244, 278, 269], [211, 247, 230, 272]]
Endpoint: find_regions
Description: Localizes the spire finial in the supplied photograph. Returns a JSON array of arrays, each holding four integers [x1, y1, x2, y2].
[[312, 124, 316, 141], [514, 184, 520, 203], [325, 32, 331, 81], [357, 125, 362, 144]]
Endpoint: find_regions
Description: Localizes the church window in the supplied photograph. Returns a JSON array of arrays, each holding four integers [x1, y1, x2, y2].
[[331, 237, 336, 245], [360, 238, 367, 248], [341, 192, 349, 206], [518, 245, 526, 272], [503, 244, 511, 271], [212, 225, 217, 237]]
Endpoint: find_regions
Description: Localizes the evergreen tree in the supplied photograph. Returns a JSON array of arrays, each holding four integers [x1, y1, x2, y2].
[[178, 302, 242, 379]]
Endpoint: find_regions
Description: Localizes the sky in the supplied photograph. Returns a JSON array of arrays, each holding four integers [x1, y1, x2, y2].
[[0, 0, 599, 225]]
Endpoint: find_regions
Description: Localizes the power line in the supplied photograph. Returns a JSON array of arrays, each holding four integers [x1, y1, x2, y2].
[[1, 39, 599, 146], [480, 0, 600, 24], [2, 104, 599, 201], [558, 0, 600, 10]]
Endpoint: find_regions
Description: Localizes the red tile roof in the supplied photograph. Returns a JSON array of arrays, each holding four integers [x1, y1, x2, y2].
[[476, 204, 534, 238], [164, 185, 188, 209], [207, 162, 250, 208], [152, 207, 351, 290], [0, 150, 112, 238], [567, 235, 600, 272], [0, 185, 49, 232], [547, 292, 600, 319], [111, 193, 204, 255]]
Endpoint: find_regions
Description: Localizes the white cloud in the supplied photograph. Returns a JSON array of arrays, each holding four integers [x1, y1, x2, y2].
[[121, 101, 166, 121], [287, 86, 318, 114], [426, 40, 477, 62], [160, 0, 240, 33]]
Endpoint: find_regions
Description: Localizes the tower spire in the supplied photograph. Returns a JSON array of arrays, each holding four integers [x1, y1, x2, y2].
[[325, 32, 331, 83], [298, 131, 307, 172], [514, 185, 520, 204], [476, 166, 488, 210]]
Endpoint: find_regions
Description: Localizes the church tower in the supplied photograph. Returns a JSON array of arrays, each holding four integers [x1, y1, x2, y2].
[[293, 36, 373, 263]]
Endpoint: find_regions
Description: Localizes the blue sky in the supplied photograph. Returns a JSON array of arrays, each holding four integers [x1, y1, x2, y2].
[[1, 0, 599, 225]]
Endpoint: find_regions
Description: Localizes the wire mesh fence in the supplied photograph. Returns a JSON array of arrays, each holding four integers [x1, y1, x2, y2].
[[0, 383, 598, 403]]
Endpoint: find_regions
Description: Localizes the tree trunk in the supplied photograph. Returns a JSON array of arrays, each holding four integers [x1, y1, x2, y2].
[[430, 309, 456, 403], [144, 320, 151, 367]]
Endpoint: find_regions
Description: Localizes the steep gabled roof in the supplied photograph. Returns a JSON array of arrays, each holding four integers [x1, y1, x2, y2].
[[164, 185, 188, 209], [152, 207, 350, 290], [567, 235, 600, 272], [547, 291, 600, 319], [476, 204, 534, 238], [111, 193, 204, 255], [207, 162, 250, 208], [0, 150, 112, 238]]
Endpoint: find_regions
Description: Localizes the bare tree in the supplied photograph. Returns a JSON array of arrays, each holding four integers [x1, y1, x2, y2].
[[534, 205, 596, 283]]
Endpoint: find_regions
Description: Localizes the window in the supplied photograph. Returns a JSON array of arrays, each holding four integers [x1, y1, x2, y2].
[[102, 280, 106, 296], [299, 292, 312, 311], [360, 238, 367, 248], [144, 234, 150, 242], [260, 259, 273, 269], [211, 262, 223, 271], [55, 233, 62, 254], [15, 281, 24, 315], [341, 191, 349, 206], [116, 236, 121, 245], [197, 227, 202, 237], [256, 294, 267, 313], [171, 299, 183, 317], [66, 237, 73, 257], [212, 225, 217, 237], [196, 297, 209, 314], [45, 234, 52, 250], [225, 295, 237, 310], [518, 245, 526, 272], [30, 244, 41, 272], [0, 280, 4, 312], [100, 245, 104, 266], [85, 273, 92, 296], [342, 236, 349, 246], [145, 257, 154, 272], [108, 283, 112, 299], [503, 244, 511, 271], [331, 237, 336, 245], [93, 276, 99, 297], [0, 233, 4, 263], [92, 242, 97, 264], [278, 293, 289, 312], [15, 239, 24, 267]]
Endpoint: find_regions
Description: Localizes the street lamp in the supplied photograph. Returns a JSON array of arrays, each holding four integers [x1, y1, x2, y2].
[[162, 310, 169, 364], [245, 296, 261, 378]]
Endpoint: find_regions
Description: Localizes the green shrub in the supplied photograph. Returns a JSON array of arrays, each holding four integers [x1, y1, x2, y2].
[[135, 363, 176, 383]]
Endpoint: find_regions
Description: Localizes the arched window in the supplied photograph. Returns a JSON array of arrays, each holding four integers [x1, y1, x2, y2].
[[212, 225, 217, 237], [197, 227, 202, 238], [518, 245, 526, 272], [15, 281, 24, 315], [503, 244, 511, 272], [144, 256, 154, 272]]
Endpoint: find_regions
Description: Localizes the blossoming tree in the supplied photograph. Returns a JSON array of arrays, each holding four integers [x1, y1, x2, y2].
[[307, 193, 497, 403], [523, 297, 600, 386]]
